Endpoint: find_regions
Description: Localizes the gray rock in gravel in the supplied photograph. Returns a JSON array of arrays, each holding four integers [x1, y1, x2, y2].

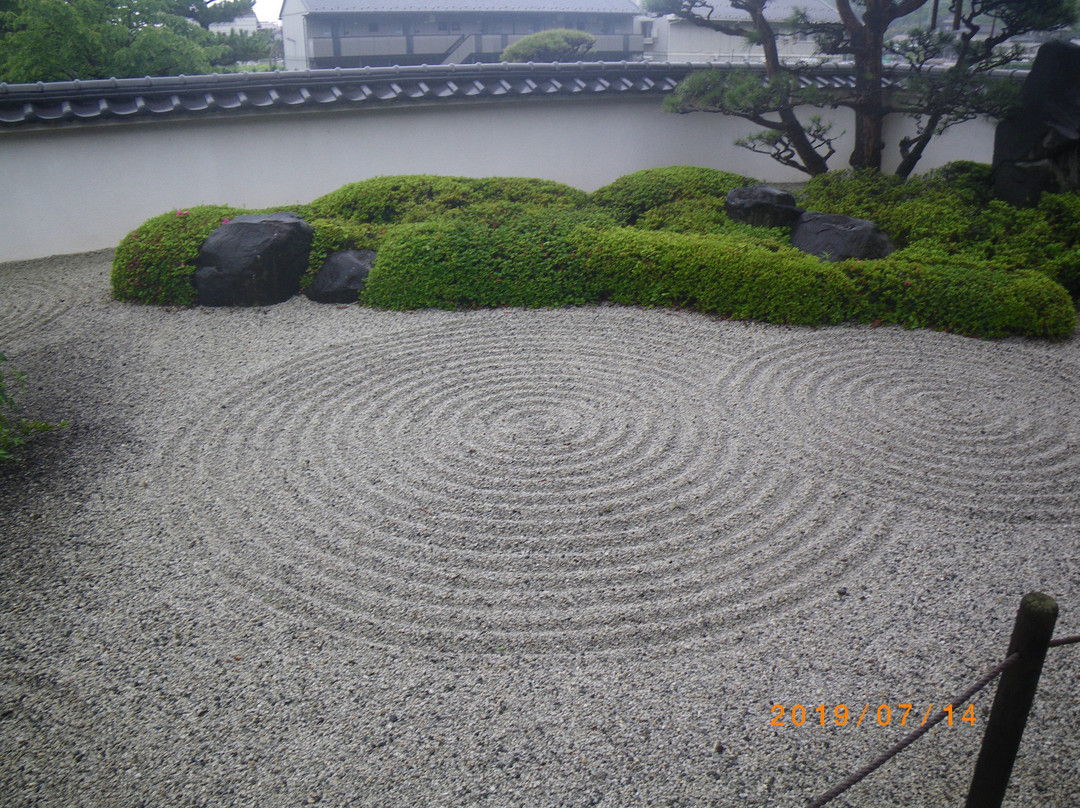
[[791, 212, 895, 262], [194, 212, 313, 307], [304, 249, 375, 304]]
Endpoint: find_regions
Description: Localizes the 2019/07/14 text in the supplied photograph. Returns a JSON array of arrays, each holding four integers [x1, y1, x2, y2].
[[771, 704, 977, 728]]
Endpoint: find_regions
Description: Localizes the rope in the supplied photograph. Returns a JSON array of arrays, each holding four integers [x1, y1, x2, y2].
[[807, 652, 1020, 808], [1049, 633, 1080, 648]]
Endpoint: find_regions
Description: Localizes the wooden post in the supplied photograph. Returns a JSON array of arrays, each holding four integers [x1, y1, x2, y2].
[[964, 592, 1058, 808]]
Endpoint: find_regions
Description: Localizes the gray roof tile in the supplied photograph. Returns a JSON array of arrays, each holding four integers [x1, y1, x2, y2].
[[0, 63, 687, 128], [0, 61, 1026, 130]]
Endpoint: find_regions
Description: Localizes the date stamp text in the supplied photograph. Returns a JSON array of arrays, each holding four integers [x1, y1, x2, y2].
[[771, 703, 977, 728]]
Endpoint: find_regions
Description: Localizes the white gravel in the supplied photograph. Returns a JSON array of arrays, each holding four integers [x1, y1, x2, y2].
[[1, 250, 1078, 807]]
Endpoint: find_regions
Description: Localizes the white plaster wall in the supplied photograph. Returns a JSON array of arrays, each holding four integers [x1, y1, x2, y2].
[[0, 98, 997, 262], [881, 112, 999, 175]]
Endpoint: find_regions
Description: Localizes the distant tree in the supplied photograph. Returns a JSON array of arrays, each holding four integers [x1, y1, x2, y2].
[[169, 0, 253, 29], [0, 0, 19, 36], [218, 28, 275, 64], [0, 0, 270, 82], [500, 29, 596, 62]]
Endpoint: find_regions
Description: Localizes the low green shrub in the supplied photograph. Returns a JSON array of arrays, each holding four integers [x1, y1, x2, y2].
[[467, 176, 589, 208], [309, 174, 586, 225], [589, 166, 753, 225], [916, 161, 995, 205], [845, 245, 1077, 339], [112, 205, 246, 305], [362, 203, 613, 310], [634, 197, 793, 248], [798, 163, 1080, 308], [798, 169, 912, 221], [634, 197, 731, 234], [303, 218, 386, 289], [582, 228, 857, 324], [798, 164, 992, 248], [110, 167, 1076, 340], [1035, 192, 1080, 297], [0, 352, 64, 462]]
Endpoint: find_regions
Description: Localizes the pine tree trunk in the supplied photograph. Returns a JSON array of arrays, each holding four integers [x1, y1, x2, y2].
[[849, 26, 886, 171], [754, 4, 830, 175], [895, 113, 942, 178]]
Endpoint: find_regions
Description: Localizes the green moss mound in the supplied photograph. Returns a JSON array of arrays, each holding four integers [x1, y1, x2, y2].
[[112, 164, 1077, 340], [585, 227, 856, 324], [363, 203, 615, 310], [847, 245, 1076, 340], [800, 163, 1080, 302], [112, 205, 247, 305], [589, 166, 754, 225], [310, 174, 587, 225], [633, 196, 793, 250]]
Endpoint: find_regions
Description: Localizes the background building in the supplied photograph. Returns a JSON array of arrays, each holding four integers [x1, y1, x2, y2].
[[640, 0, 841, 63], [281, 0, 644, 71]]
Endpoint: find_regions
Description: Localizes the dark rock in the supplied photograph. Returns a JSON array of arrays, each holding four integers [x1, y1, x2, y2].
[[724, 185, 804, 227], [194, 212, 313, 306], [791, 212, 895, 262], [993, 41, 1080, 206], [304, 249, 376, 304]]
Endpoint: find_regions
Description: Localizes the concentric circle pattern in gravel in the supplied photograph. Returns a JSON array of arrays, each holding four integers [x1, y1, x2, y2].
[[721, 332, 1080, 521], [164, 322, 892, 653], [0, 254, 90, 346], [1, 251, 1078, 808]]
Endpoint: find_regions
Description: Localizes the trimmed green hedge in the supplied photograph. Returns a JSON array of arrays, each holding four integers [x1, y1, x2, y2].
[[799, 164, 1080, 300], [589, 165, 754, 225], [364, 221, 1075, 338], [111, 165, 1078, 340], [310, 174, 587, 224], [112, 205, 247, 305], [363, 203, 614, 310], [846, 245, 1076, 340], [584, 227, 856, 324]]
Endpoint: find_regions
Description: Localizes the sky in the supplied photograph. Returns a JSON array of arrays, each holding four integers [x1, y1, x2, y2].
[[253, 0, 283, 22]]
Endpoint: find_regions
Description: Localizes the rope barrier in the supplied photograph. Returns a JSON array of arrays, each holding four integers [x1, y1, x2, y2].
[[808, 627, 1077, 807], [807, 652, 1020, 808], [1049, 633, 1080, 648]]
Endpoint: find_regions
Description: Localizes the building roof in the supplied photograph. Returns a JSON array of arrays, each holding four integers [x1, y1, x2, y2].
[[297, 0, 641, 13]]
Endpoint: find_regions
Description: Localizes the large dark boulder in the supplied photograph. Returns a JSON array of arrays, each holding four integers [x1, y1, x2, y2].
[[791, 212, 895, 262], [194, 213, 314, 306], [993, 41, 1080, 206], [304, 249, 376, 304], [725, 185, 804, 227]]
